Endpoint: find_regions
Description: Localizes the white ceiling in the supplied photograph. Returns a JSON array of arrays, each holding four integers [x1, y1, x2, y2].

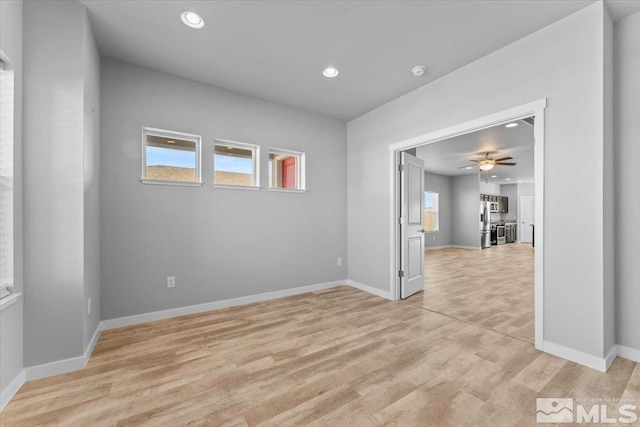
[[80, 1, 640, 121], [415, 119, 534, 185]]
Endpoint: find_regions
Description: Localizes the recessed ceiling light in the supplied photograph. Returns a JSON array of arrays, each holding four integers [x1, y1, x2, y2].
[[180, 11, 205, 29], [517, 180, 523, 183], [322, 67, 339, 78], [505, 178, 512, 181], [491, 175, 497, 178], [465, 166, 473, 170], [505, 122, 518, 128], [411, 65, 426, 77]]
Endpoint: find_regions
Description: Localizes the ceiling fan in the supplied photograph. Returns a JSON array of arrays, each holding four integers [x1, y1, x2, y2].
[[457, 152, 516, 171]]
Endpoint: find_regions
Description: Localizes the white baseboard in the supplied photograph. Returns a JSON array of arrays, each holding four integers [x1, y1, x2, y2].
[[346, 279, 392, 300], [617, 345, 640, 363], [543, 340, 612, 372], [605, 345, 618, 371], [0, 369, 25, 412], [543, 342, 640, 371], [101, 280, 346, 330], [425, 245, 481, 251], [100, 278, 397, 332], [450, 245, 481, 250], [25, 323, 101, 381]]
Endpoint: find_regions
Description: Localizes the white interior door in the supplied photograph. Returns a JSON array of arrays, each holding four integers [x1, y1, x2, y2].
[[520, 196, 535, 243], [400, 152, 425, 298]]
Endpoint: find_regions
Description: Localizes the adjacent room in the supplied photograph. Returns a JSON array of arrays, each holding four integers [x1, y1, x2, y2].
[[1, 0, 640, 425], [405, 118, 536, 344]]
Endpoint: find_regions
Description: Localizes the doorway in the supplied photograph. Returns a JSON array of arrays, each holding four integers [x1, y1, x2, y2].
[[390, 99, 546, 350]]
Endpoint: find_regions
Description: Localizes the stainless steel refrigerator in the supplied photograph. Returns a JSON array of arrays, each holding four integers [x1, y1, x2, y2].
[[480, 201, 491, 248]]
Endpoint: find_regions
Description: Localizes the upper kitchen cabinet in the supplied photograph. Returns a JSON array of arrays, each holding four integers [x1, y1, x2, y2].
[[500, 196, 508, 213]]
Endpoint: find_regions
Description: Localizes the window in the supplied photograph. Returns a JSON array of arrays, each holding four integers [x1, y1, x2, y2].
[[142, 127, 201, 185], [268, 149, 305, 191], [0, 58, 14, 298], [424, 191, 439, 232], [213, 140, 259, 189]]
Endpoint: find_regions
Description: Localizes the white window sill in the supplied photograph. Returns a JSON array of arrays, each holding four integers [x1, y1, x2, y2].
[[268, 188, 308, 194], [141, 179, 203, 187], [0, 293, 21, 312], [213, 184, 261, 191], [425, 230, 440, 234]]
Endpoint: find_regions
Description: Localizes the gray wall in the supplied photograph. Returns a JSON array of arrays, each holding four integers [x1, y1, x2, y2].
[[347, 3, 613, 359], [614, 10, 640, 353], [100, 59, 347, 320], [518, 182, 534, 197], [424, 172, 451, 248], [0, 0, 24, 399], [451, 174, 480, 248], [603, 5, 615, 358], [82, 9, 101, 351], [23, 0, 100, 367], [479, 181, 500, 196]]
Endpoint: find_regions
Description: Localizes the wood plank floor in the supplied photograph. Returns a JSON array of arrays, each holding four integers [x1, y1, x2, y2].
[[2, 286, 638, 426], [406, 244, 535, 343]]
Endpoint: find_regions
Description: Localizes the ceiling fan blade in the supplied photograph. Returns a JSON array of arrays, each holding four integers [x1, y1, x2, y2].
[[469, 159, 480, 162], [495, 162, 516, 166], [494, 157, 513, 162]]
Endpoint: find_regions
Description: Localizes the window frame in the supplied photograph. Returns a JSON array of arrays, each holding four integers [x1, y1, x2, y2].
[[268, 148, 306, 193], [141, 127, 202, 187], [424, 191, 440, 233], [212, 138, 261, 191]]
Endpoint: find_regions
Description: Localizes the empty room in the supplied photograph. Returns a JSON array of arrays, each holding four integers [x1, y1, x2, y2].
[[1, 0, 639, 425]]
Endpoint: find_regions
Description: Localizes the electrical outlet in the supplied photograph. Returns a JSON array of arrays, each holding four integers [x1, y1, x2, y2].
[[167, 276, 176, 288], [337, 257, 342, 266], [88, 297, 91, 314]]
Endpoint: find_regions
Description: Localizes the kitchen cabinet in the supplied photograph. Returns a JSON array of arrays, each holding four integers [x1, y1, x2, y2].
[[480, 194, 508, 213], [500, 196, 508, 213]]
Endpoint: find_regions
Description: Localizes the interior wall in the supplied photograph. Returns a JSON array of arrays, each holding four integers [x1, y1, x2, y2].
[[423, 172, 451, 248], [23, 0, 99, 367], [479, 181, 500, 195], [517, 182, 534, 197], [0, 0, 24, 401], [100, 59, 347, 320], [82, 8, 101, 350], [614, 10, 640, 353], [450, 174, 480, 248], [347, 3, 610, 360], [602, 4, 615, 358]]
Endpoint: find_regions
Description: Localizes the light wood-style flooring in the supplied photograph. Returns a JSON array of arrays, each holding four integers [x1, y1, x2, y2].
[[406, 244, 534, 343], [2, 286, 638, 426]]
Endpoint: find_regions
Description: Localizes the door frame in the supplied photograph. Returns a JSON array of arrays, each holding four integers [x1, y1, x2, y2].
[[388, 98, 546, 351]]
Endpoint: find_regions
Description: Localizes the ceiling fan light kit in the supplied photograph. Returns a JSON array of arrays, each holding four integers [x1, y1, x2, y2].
[[457, 152, 517, 182]]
